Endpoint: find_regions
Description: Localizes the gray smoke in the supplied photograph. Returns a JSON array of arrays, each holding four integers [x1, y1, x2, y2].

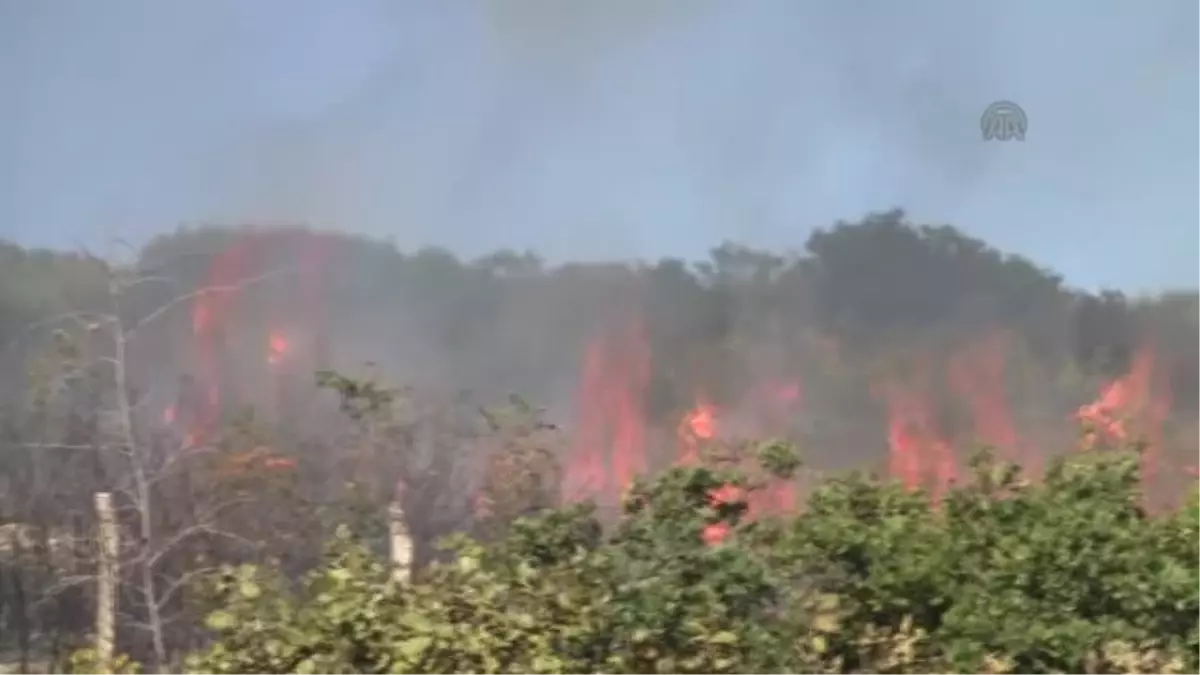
[[2, 0, 1195, 288]]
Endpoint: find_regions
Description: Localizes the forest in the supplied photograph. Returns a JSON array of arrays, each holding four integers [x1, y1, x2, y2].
[[0, 208, 1196, 673]]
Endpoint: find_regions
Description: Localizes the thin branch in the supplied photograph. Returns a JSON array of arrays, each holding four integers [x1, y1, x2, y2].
[[124, 267, 296, 343], [121, 611, 192, 633], [105, 237, 140, 263], [129, 501, 258, 571], [154, 566, 222, 610], [32, 574, 99, 607], [12, 442, 108, 452], [113, 274, 183, 293]]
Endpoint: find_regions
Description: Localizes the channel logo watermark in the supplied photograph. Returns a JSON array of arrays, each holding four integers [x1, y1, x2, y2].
[[980, 100, 1027, 142]]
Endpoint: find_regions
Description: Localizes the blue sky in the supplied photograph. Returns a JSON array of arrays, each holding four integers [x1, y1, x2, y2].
[[1, 0, 1196, 292]]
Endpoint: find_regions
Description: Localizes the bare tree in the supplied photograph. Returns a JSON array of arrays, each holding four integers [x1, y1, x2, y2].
[[5, 250, 291, 670]]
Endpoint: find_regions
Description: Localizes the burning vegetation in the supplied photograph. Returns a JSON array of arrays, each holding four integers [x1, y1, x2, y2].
[[0, 212, 1195, 671], [148, 216, 1196, 519]]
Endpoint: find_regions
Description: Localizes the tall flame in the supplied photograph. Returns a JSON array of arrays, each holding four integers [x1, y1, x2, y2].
[[566, 315, 650, 504], [187, 229, 335, 448], [875, 373, 957, 503], [1076, 343, 1172, 490], [949, 332, 1026, 471]]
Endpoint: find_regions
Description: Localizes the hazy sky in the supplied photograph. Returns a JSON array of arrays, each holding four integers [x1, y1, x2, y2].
[[2, 0, 1196, 292]]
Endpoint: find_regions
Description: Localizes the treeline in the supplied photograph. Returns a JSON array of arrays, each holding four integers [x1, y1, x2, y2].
[[2, 210, 1197, 406], [4, 209, 1197, 407]]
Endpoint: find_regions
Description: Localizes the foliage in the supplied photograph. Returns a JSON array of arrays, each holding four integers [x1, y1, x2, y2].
[[188, 442, 1199, 674], [66, 647, 141, 674], [2, 214, 1198, 668], [472, 394, 565, 537]]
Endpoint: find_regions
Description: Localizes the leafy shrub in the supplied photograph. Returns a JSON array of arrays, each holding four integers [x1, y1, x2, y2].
[[187, 443, 1199, 674]]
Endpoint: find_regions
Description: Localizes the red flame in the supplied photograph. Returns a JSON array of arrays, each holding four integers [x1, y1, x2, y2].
[[267, 331, 290, 365], [949, 332, 1028, 471], [702, 484, 742, 546], [189, 229, 335, 445], [875, 373, 956, 502], [677, 399, 717, 467], [1076, 343, 1172, 489], [191, 235, 258, 443], [566, 315, 650, 503], [745, 377, 805, 516]]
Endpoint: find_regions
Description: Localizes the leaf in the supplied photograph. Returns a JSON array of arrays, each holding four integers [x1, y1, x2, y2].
[[238, 580, 261, 599], [710, 631, 739, 645], [205, 610, 236, 631], [396, 635, 433, 662]]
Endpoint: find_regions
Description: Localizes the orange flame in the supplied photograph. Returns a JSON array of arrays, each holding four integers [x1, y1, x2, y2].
[[875, 374, 956, 502], [949, 332, 1028, 472], [566, 315, 650, 503], [1076, 344, 1171, 488], [746, 377, 805, 517], [189, 229, 335, 445], [677, 399, 716, 466]]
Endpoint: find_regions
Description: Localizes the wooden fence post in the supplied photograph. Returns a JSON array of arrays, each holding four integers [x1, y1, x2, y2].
[[388, 500, 412, 582], [95, 492, 118, 665]]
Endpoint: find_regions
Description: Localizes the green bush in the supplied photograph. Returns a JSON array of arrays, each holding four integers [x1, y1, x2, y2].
[[187, 444, 1199, 674]]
